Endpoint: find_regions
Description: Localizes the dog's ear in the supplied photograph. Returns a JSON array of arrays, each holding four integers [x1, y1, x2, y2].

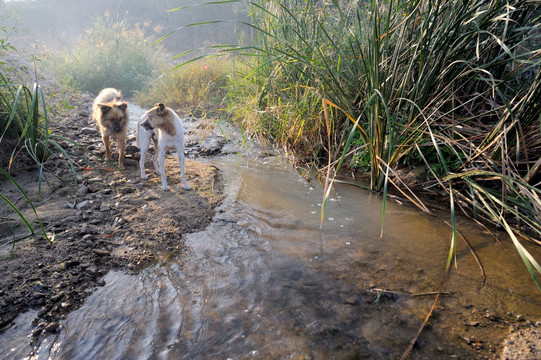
[[98, 104, 111, 113], [117, 102, 128, 111], [157, 103, 166, 115]]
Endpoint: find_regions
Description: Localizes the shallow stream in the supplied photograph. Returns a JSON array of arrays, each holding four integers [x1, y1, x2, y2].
[[2, 111, 540, 359]]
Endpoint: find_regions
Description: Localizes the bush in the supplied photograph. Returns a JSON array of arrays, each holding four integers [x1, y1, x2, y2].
[[49, 15, 166, 97], [134, 56, 235, 118]]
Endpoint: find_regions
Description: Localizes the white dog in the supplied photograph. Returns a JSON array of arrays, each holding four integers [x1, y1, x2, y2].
[[137, 103, 191, 191]]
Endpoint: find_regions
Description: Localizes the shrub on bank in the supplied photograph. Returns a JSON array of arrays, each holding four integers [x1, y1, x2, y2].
[[134, 56, 235, 118], [49, 15, 165, 97]]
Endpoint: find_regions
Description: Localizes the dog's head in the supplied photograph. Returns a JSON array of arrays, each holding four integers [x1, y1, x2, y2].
[[140, 103, 177, 136], [98, 101, 129, 133]]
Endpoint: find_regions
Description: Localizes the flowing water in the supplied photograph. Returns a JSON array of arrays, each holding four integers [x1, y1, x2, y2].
[[2, 122, 541, 359]]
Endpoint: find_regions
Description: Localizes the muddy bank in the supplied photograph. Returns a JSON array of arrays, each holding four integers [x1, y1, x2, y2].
[[0, 85, 233, 349]]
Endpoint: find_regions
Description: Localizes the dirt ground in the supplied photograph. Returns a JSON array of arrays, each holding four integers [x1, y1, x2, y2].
[[0, 86, 228, 351]]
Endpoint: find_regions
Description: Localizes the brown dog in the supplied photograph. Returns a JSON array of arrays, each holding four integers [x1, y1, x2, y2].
[[91, 88, 129, 169]]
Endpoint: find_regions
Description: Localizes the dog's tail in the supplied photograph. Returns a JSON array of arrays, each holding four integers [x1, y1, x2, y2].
[[136, 113, 148, 148]]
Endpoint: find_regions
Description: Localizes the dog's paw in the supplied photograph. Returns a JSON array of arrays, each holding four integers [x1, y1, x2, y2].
[[141, 173, 148, 180], [183, 183, 191, 190], [161, 185, 169, 191]]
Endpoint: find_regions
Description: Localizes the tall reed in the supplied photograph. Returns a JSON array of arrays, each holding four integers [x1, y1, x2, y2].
[[224, 0, 541, 289], [2, 53, 83, 243]]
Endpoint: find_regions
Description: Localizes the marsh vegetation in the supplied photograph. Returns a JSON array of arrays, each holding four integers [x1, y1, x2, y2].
[[1, 0, 541, 357], [1, 0, 540, 334]]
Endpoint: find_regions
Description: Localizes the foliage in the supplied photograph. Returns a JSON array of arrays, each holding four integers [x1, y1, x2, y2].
[[216, 0, 541, 290], [1, 25, 82, 244], [48, 15, 166, 97], [134, 56, 235, 118]]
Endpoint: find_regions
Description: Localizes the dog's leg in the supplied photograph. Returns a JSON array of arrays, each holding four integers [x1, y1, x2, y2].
[[117, 136, 126, 169], [103, 135, 112, 162], [152, 134, 160, 175], [158, 145, 168, 191], [139, 134, 149, 179], [177, 147, 191, 190]]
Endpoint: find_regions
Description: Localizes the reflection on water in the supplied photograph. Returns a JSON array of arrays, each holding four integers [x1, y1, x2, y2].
[[2, 156, 541, 359]]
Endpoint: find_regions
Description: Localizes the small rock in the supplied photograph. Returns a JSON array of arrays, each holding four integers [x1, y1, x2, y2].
[[37, 307, 48, 317], [93, 249, 111, 256], [81, 127, 96, 135], [86, 266, 98, 276], [88, 177, 103, 184], [32, 282, 47, 292], [45, 322, 60, 333], [32, 292, 46, 299], [65, 259, 80, 268], [486, 314, 502, 322], [79, 224, 89, 235], [120, 187, 136, 194], [99, 203, 111, 212], [76, 200, 92, 211]]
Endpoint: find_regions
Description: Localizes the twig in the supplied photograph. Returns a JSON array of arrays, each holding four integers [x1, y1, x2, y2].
[[370, 288, 451, 297]]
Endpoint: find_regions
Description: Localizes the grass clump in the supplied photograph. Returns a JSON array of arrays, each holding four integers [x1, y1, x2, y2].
[[1, 20, 84, 244], [215, 0, 541, 290], [134, 56, 236, 118], [49, 14, 166, 97]]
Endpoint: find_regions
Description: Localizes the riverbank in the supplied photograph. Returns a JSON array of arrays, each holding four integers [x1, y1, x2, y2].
[[0, 87, 232, 347], [1, 40, 540, 360], [0, 41, 235, 351]]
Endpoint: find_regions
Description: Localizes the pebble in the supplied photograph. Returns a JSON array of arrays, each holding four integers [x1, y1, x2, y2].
[[65, 259, 80, 268], [81, 127, 96, 135], [45, 322, 60, 333], [88, 177, 103, 184], [76, 200, 92, 211], [99, 203, 111, 212], [93, 249, 111, 256], [37, 306, 48, 317], [86, 266, 98, 276]]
